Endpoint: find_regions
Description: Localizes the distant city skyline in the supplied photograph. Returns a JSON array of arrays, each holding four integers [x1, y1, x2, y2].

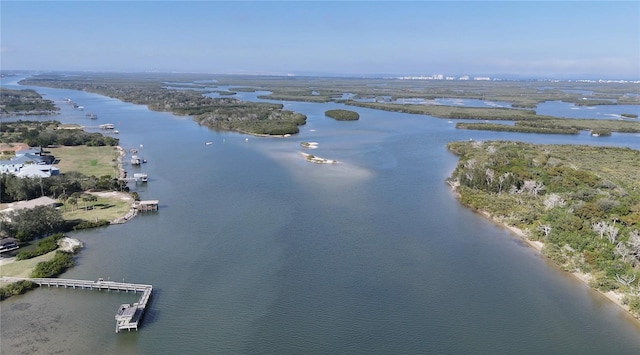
[[1, 1, 639, 80]]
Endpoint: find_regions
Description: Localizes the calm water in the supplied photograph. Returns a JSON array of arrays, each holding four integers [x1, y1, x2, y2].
[[1, 76, 640, 354]]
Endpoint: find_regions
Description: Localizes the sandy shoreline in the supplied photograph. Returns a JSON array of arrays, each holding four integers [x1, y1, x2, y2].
[[476, 206, 638, 321]]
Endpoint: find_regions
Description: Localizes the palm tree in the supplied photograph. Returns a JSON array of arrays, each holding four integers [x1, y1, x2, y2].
[[49, 184, 60, 199], [68, 192, 81, 212]]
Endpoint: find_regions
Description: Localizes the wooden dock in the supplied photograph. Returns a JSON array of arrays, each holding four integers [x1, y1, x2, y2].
[[134, 200, 159, 212], [1, 276, 153, 333], [120, 173, 148, 183]]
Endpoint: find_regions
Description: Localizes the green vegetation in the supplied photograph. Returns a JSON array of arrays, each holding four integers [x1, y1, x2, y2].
[[456, 123, 579, 135], [47, 145, 120, 177], [346, 100, 542, 120], [0, 249, 77, 300], [18, 73, 638, 136], [61, 194, 131, 223], [0, 171, 126, 203], [0, 280, 37, 300], [0, 120, 118, 147], [457, 118, 640, 135], [192, 98, 306, 135], [325, 109, 360, 121], [447, 141, 640, 316], [0, 251, 56, 278], [0, 88, 58, 115], [15, 233, 64, 260], [30, 251, 75, 278], [18, 74, 308, 136], [0, 205, 65, 242]]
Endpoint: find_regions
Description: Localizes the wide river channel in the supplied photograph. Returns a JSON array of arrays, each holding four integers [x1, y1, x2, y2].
[[1, 76, 640, 354]]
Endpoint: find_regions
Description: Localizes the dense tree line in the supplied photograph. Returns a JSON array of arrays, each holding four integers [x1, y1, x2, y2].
[[0, 88, 58, 114], [0, 120, 119, 147], [18, 76, 309, 136], [0, 172, 126, 203], [325, 109, 360, 121], [447, 141, 640, 315], [0, 205, 65, 242], [346, 101, 541, 120], [456, 122, 579, 134], [193, 98, 307, 135]]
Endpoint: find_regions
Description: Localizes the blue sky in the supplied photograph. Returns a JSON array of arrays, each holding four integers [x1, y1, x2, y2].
[[2, 1, 639, 79]]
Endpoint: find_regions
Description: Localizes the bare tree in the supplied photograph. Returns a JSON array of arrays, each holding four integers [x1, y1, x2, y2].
[[485, 168, 495, 188], [605, 223, 619, 244], [539, 224, 552, 238], [521, 180, 545, 196], [544, 193, 565, 210], [628, 230, 640, 260], [592, 221, 607, 239], [497, 172, 512, 194], [615, 273, 636, 287], [614, 242, 631, 263]]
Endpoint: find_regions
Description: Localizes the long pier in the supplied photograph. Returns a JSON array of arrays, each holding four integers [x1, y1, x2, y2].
[[1, 276, 152, 333]]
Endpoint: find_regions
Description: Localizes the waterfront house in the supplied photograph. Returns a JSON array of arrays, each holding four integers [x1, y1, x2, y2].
[[0, 146, 58, 177]]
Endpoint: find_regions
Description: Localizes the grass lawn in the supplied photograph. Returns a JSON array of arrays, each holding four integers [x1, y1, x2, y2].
[[48, 145, 119, 177], [61, 194, 132, 222], [0, 251, 56, 279]]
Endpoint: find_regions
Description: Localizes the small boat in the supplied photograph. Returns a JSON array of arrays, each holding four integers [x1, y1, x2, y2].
[[205, 142, 213, 145]]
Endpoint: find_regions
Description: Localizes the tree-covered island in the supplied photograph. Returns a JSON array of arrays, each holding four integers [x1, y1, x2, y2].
[[447, 140, 640, 317], [0, 88, 59, 116], [346, 101, 640, 136], [18, 74, 307, 136], [325, 109, 360, 121], [17, 73, 639, 136]]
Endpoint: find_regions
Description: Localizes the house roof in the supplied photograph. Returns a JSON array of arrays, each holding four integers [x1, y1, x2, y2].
[[15, 147, 42, 156], [15, 164, 58, 178], [1, 196, 57, 214], [0, 237, 18, 246]]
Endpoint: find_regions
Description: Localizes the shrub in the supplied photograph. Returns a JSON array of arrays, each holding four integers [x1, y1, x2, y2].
[[15, 233, 64, 260], [73, 220, 110, 230], [0, 280, 37, 300], [30, 251, 74, 278]]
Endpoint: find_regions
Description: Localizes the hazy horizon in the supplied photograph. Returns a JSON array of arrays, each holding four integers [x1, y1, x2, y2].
[[2, 1, 639, 80]]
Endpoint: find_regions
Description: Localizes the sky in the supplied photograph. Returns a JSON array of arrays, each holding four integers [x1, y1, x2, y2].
[[1, 1, 639, 79]]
